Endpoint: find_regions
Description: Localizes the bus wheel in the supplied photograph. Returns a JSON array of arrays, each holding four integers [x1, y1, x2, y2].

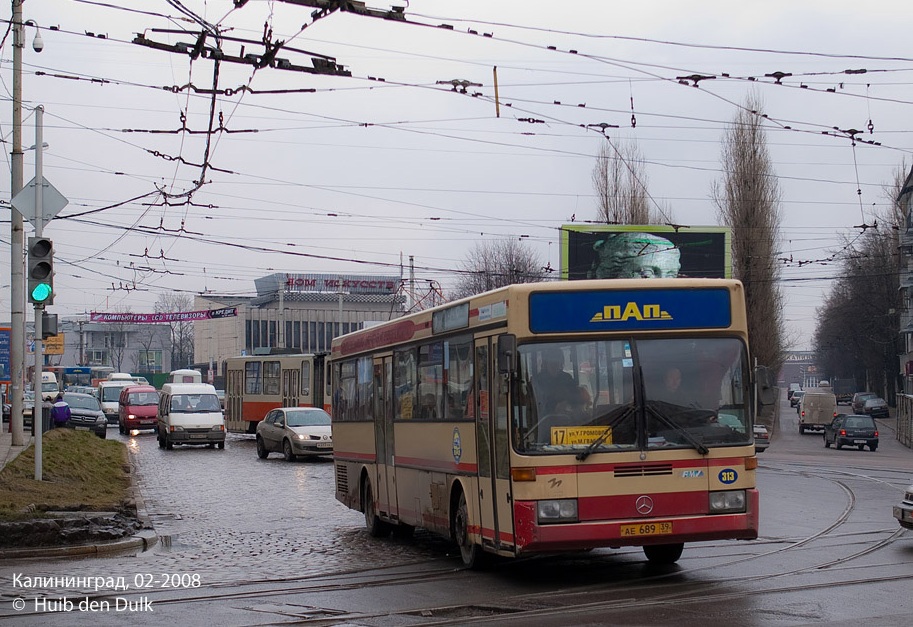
[[363, 481, 389, 538], [454, 491, 486, 569], [643, 543, 684, 565]]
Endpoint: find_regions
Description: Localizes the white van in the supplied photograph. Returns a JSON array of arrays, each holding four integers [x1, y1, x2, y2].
[[40, 371, 59, 401], [97, 373, 137, 425], [167, 369, 203, 384], [157, 383, 226, 450]]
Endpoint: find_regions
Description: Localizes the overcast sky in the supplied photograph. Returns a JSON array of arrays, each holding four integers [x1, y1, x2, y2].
[[2, 0, 911, 351]]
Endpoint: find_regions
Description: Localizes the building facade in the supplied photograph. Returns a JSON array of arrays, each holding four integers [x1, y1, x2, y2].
[[193, 272, 407, 376], [27, 317, 173, 374]]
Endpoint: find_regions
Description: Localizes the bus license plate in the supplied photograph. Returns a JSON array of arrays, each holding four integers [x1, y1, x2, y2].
[[620, 522, 673, 537]]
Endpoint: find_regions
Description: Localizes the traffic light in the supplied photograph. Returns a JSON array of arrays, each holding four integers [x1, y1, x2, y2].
[[27, 236, 54, 305]]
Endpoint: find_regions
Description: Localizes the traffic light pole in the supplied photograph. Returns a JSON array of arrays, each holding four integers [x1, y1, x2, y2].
[[31, 107, 45, 481]]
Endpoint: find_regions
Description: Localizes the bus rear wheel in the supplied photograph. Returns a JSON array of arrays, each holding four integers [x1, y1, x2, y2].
[[643, 543, 684, 565], [454, 491, 486, 569], [363, 481, 390, 538]]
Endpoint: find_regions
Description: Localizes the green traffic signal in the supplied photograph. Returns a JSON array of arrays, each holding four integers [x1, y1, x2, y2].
[[31, 282, 52, 303], [27, 236, 54, 305]]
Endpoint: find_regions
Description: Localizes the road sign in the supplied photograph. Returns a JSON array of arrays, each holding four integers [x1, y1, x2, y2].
[[10, 177, 68, 226]]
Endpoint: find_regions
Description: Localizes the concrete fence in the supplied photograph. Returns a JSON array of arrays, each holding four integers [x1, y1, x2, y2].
[[897, 394, 913, 449]]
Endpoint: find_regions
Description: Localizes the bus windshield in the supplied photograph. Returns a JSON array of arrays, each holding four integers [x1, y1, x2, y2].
[[515, 337, 750, 455]]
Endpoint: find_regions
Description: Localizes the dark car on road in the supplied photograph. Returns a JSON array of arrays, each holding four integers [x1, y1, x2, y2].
[[851, 392, 877, 414], [62, 392, 107, 439], [860, 396, 889, 418], [823, 414, 878, 451]]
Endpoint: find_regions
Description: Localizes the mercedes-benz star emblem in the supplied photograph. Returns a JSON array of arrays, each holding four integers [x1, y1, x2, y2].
[[635, 495, 654, 515]]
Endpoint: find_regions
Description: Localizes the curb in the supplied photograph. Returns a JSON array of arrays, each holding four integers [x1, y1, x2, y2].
[[0, 441, 158, 560]]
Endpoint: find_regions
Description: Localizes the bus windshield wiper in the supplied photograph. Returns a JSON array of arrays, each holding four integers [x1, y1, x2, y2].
[[577, 404, 636, 461], [644, 403, 709, 455]]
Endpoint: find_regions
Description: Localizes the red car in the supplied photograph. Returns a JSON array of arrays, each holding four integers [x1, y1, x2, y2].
[[118, 385, 160, 434]]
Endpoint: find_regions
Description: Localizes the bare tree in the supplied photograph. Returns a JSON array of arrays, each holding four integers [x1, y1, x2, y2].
[[452, 239, 548, 300], [712, 94, 786, 373], [591, 139, 664, 224], [156, 292, 194, 369], [813, 163, 906, 399], [130, 325, 164, 374]]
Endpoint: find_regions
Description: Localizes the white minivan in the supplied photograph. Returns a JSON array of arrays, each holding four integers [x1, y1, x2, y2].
[[157, 383, 226, 450]]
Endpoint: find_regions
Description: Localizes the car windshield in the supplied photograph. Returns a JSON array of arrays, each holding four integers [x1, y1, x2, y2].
[[102, 386, 126, 402], [514, 337, 751, 455], [844, 416, 875, 429], [171, 394, 221, 412], [128, 392, 159, 406], [64, 395, 100, 411], [285, 409, 331, 427]]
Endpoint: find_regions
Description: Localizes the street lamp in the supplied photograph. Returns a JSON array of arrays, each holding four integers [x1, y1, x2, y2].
[[8, 4, 44, 448]]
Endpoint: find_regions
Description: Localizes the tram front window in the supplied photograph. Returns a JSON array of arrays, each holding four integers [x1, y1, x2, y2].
[[514, 338, 751, 454]]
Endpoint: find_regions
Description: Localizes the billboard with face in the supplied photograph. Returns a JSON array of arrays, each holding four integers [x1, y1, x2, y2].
[[560, 225, 732, 280]]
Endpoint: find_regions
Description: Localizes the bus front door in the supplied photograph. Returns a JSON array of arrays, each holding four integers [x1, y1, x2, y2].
[[374, 359, 398, 523], [475, 337, 515, 554]]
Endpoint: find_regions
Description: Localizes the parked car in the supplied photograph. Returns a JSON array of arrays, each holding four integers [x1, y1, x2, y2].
[[823, 414, 878, 451], [893, 484, 913, 530], [256, 407, 333, 461], [790, 390, 805, 408], [851, 392, 877, 414], [753, 424, 770, 453], [61, 392, 107, 439], [860, 396, 889, 419]]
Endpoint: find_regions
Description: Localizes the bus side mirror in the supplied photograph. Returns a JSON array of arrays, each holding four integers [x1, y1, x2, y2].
[[755, 365, 777, 407], [497, 335, 516, 375]]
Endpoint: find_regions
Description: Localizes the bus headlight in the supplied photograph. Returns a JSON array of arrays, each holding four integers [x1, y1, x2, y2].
[[537, 499, 578, 523], [709, 490, 746, 513]]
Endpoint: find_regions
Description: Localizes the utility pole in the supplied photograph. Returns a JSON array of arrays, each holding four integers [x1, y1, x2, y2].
[[31, 107, 46, 481], [9, 0, 26, 447]]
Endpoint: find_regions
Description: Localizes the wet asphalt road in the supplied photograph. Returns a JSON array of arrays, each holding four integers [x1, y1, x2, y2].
[[1, 395, 912, 626]]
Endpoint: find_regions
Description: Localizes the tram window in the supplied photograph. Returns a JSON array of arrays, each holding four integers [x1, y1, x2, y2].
[[263, 361, 281, 396], [245, 362, 261, 395]]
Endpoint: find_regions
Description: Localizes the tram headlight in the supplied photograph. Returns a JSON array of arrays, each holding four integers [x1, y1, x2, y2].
[[709, 490, 746, 513], [537, 499, 578, 524]]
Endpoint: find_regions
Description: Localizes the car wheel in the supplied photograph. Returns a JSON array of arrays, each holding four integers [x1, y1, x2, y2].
[[256, 436, 269, 459], [118, 422, 124, 435], [799, 425, 805, 434], [217, 441, 225, 450], [157, 432, 165, 449], [283, 439, 296, 462], [363, 480, 390, 538], [824, 435, 830, 448], [165, 434, 173, 450], [454, 490, 487, 569], [643, 542, 685, 565], [835, 440, 841, 450], [870, 444, 877, 452]]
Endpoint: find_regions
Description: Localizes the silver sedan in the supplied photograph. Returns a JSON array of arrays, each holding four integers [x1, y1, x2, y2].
[[255, 407, 333, 461]]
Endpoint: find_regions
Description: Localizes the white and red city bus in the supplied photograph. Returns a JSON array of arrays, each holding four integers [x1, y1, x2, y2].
[[223, 353, 328, 433], [329, 278, 774, 567]]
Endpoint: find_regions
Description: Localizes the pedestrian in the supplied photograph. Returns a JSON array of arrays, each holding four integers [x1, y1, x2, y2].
[[51, 393, 71, 428]]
